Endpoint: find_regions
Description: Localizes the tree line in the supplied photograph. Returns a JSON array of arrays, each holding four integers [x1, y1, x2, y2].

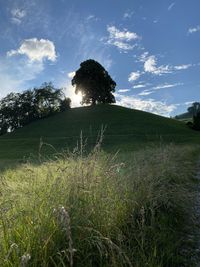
[[0, 82, 71, 135], [187, 102, 200, 130]]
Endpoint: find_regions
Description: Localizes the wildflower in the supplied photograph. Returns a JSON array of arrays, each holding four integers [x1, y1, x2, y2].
[[5, 243, 19, 261], [20, 253, 31, 267], [54, 206, 75, 267]]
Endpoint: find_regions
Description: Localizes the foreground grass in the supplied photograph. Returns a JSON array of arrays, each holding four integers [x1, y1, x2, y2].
[[0, 144, 199, 266]]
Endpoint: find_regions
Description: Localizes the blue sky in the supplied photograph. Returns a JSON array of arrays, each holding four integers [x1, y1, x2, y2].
[[0, 0, 200, 117]]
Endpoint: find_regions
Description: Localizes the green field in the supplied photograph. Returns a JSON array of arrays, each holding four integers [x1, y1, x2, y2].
[[0, 105, 199, 162], [0, 105, 200, 266]]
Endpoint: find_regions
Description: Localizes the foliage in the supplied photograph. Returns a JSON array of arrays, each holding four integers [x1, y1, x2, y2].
[[72, 59, 116, 105], [0, 83, 71, 135], [193, 111, 200, 130], [187, 102, 200, 116], [0, 144, 199, 266]]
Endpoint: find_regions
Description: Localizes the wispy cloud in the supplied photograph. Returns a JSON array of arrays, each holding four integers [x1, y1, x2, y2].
[[86, 14, 99, 22], [11, 8, 26, 24], [0, 57, 44, 97], [168, 3, 175, 11], [115, 93, 176, 116], [123, 11, 134, 19], [188, 25, 200, 34], [67, 71, 75, 79], [184, 101, 195, 106], [136, 83, 182, 97], [7, 38, 57, 62], [128, 71, 141, 82], [153, 83, 183, 90], [118, 89, 130, 93], [68, 18, 113, 70], [107, 26, 138, 41], [133, 84, 147, 89], [143, 55, 171, 75], [140, 52, 193, 76], [174, 64, 192, 70], [138, 90, 154, 96], [106, 25, 140, 51]]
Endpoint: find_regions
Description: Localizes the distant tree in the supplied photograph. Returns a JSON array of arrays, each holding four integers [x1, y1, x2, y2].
[[0, 83, 71, 135], [71, 59, 116, 105], [193, 111, 200, 130], [187, 102, 200, 116], [60, 97, 71, 111], [33, 82, 66, 118]]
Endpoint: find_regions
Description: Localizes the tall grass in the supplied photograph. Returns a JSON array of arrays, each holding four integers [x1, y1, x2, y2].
[[0, 143, 199, 266]]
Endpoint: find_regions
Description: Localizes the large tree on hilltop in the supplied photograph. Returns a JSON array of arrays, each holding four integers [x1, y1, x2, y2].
[[71, 59, 116, 105]]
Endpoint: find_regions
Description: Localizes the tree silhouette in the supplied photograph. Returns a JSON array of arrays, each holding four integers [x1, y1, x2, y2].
[[187, 102, 200, 116], [193, 111, 200, 130], [71, 59, 116, 105], [0, 83, 71, 135]]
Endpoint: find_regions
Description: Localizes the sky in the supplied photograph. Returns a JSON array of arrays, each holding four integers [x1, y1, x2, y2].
[[0, 0, 200, 117]]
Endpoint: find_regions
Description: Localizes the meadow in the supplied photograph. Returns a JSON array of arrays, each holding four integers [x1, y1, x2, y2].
[[0, 105, 200, 266]]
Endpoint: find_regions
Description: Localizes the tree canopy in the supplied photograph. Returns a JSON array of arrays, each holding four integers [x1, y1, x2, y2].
[[0, 83, 71, 135], [71, 59, 116, 105], [193, 111, 200, 130], [187, 102, 200, 116], [185, 102, 200, 131]]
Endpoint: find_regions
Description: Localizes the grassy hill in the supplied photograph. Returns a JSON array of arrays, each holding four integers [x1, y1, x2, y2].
[[0, 104, 199, 161], [175, 111, 192, 121]]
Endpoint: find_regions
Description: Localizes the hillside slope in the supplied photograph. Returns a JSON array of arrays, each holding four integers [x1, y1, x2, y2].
[[0, 104, 199, 160], [175, 111, 192, 121]]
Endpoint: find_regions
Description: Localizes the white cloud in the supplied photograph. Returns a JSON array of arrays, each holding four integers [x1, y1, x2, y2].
[[11, 8, 26, 24], [184, 101, 195, 106], [0, 58, 44, 97], [188, 25, 200, 34], [139, 51, 149, 62], [1, 38, 56, 97], [106, 25, 140, 51], [7, 38, 57, 62], [153, 83, 183, 90], [115, 93, 176, 116], [138, 90, 154, 96], [134, 83, 182, 97], [107, 26, 139, 41], [174, 64, 192, 70], [67, 71, 75, 79], [109, 41, 134, 51], [140, 53, 192, 76], [128, 71, 141, 82], [144, 56, 157, 72], [144, 55, 171, 75], [118, 89, 130, 93], [133, 84, 146, 89], [168, 3, 175, 11], [123, 11, 134, 19], [86, 15, 99, 21]]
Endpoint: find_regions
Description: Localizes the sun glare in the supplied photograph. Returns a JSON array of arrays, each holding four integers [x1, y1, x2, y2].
[[72, 91, 82, 106]]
